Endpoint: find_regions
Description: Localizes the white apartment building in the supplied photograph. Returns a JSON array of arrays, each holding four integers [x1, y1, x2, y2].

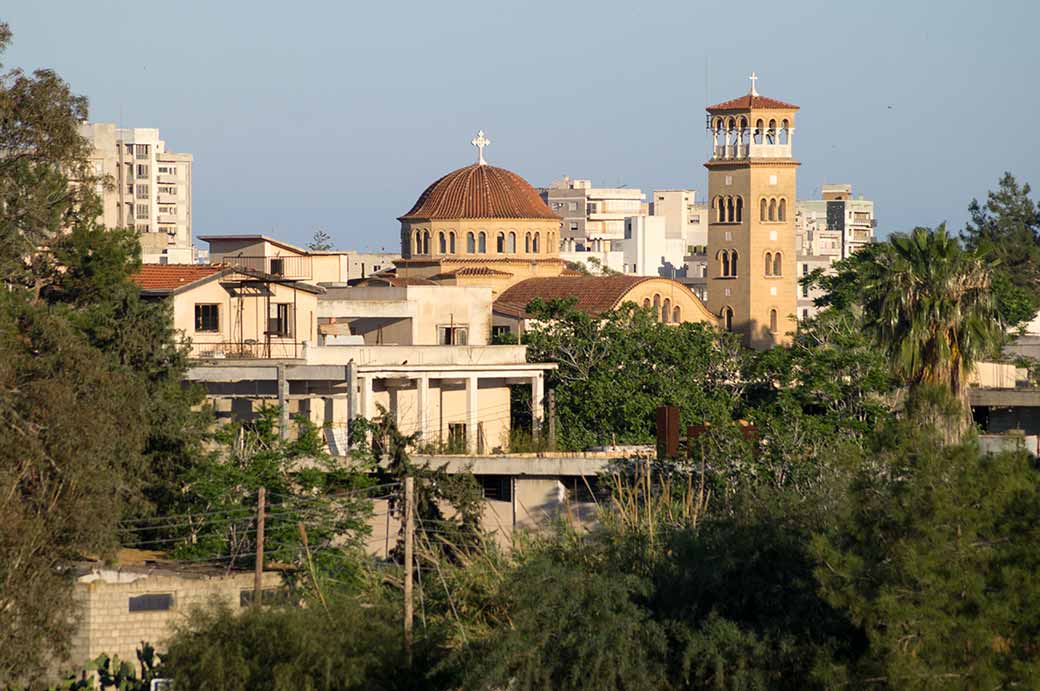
[[795, 184, 876, 320], [650, 189, 708, 250], [542, 177, 645, 251], [81, 123, 194, 264]]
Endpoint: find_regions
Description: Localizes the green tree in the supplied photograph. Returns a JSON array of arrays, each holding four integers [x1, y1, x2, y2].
[[523, 298, 744, 450], [962, 173, 1040, 328], [0, 295, 149, 683], [812, 423, 1040, 689], [859, 226, 1001, 432], [307, 228, 334, 251]]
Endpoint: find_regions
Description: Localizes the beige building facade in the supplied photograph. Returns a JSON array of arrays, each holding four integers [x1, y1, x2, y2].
[[80, 123, 194, 264], [133, 264, 323, 359], [705, 79, 799, 349], [201, 234, 398, 285]]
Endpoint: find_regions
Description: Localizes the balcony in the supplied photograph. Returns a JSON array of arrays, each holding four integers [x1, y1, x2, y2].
[[157, 193, 177, 204], [157, 174, 177, 184], [188, 340, 303, 360], [219, 254, 312, 280]]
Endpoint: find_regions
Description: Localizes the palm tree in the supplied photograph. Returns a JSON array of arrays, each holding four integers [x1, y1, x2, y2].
[[861, 224, 1002, 438]]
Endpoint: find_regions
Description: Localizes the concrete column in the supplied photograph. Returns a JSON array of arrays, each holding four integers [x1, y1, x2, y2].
[[347, 360, 357, 420], [360, 375, 374, 421], [466, 375, 478, 454], [276, 363, 289, 440], [531, 373, 545, 436], [416, 375, 429, 442]]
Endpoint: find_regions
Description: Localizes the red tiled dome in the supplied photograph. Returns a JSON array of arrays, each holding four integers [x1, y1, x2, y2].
[[399, 164, 559, 221]]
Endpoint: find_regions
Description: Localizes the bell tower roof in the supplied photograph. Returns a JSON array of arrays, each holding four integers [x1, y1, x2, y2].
[[707, 74, 797, 112]]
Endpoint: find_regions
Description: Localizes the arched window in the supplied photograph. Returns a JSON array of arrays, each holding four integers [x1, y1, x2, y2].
[[525, 232, 531, 253], [765, 252, 773, 276], [478, 232, 487, 253], [662, 298, 671, 323], [507, 232, 516, 253], [720, 250, 730, 277], [533, 233, 540, 253], [422, 231, 430, 255], [773, 252, 782, 277], [449, 232, 456, 254], [754, 119, 764, 144], [778, 198, 787, 222], [780, 119, 789, 145], [768, 198, 777, 222], [716, 196, 725, 223], [726, 197, 735, 223], [760, 198, 768, 221], [769, 309, 778, 333], [496, 232, 505, 253], [643, 298, 651, 308], [466, 232, 475, 253], [414, 230, 422, 255], [735, 196, 743, 223], [652, 294, 661, 320], [739, 116, 748, 145], [438, 232, 446, 254], [673, 306, 681, 322], [767, 119, 777, 145], [731, 250, 738, 277], [724, 306, 734, 332]]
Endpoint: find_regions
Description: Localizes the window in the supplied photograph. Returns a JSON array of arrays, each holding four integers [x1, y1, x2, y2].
[[779, 198, 787, 222], [438, 325, 469, 345], [135, 144, 149, 159], [194, 304, 220, 332], [136, 164, 149, 178], [159, 205, 176, 216], [569, 222, 579, 232], [507, 232, 516, 253], [476, 475, 512, 501], [802, 308, 809, 320], [765, 252, 773, 276], [533, 233, 540, 253], [449, 232, 456, 254], [269, 258, 285, 276], [496, 233, 505, 253], [802, 281, 809, 298], [769, 309, 778, 333], [240, 589, 286, 607], [760, 198, 767, 221], [662, 298, 671, 323], [568, 201, 578, 211], [158, 185, 176, 194], [135, 184, 149, 198], [268, 303, 293, 337], [438, 232, 446, 254], [525, 233, 531, 253], [135, 204, 148, 219], [724, 307, 734, 332], [422, 231, 430, 255], [730, 250, 738, 277], [129, 593, 173, 612], [478, 232, 487, 253], [467, 232, 475, 253], [673, 306, 681, 322], [772, 253, 782, 276]]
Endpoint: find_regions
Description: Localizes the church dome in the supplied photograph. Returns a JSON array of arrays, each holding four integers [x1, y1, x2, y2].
[[399, 163, 559, 221]]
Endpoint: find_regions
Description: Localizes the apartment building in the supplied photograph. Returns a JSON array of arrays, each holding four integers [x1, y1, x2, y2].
[[650, 189, 708, 250], [541, 177, 645, 252], [81, 123, 194, 264], [201, 234, 398, 284], [795, 184, 876, 320]]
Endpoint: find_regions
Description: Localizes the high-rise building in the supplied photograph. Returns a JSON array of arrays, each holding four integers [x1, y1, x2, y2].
[[650, 189, 708, 249], [80, 123, 194, 264], [795, 184, 876, 320], [541, 177, 644, 252], [705, 75, 799, 349]]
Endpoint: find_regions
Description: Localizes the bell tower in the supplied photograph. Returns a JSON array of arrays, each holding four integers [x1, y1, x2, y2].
[[705, 74, 799, 349]]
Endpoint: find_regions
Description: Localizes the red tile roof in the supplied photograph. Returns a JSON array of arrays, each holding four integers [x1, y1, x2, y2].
[[131, 264, 224, 292], [495, 275, 657, 316], [431, 266, 514, 279], [400, 164, 559, 221], [707, 93, 799, 112]]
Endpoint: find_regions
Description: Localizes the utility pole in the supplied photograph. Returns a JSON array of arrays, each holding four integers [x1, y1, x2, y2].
[[276, 364, 289, 440], [403, 476, 415, 666], [547, 389, 557, 450], [253, 487, 266, 606]]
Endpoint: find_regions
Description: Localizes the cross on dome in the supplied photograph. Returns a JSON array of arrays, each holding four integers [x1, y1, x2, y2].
[[471, 130, 490, 165], [748, 72, 759, 96]]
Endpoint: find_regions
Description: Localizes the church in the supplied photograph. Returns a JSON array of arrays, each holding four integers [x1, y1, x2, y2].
[[388, 131, 718, 332]]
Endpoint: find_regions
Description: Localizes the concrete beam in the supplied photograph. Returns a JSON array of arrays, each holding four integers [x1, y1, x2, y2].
[[970, 388, 1040, 407]]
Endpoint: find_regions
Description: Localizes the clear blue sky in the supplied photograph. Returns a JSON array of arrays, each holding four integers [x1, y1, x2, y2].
[[5, 0, 1039, 251]]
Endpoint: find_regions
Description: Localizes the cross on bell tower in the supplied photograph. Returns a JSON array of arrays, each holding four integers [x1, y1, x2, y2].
[[748, 72, 759, 96], [471, 130, 490, 165]]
